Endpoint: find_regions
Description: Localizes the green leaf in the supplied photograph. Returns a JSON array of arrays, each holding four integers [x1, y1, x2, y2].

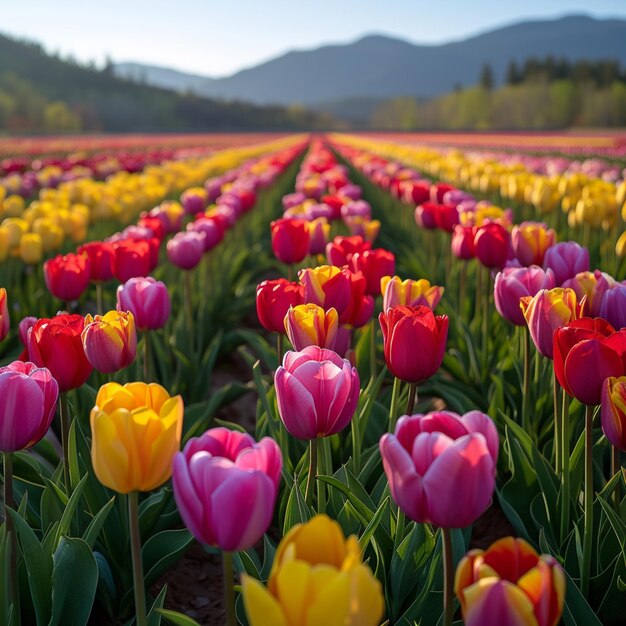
[[562, 570, 603, 626], [83, 497, 116, 549], [142, 529, 193, 587], [156, 609, 202, 626], [7, 508, 53, 625], [49, 537, 98, 626], [147, 583, 168, 626]]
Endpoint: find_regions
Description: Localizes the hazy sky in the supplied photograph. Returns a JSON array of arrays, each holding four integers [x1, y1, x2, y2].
[[3, 1, 626, 76]]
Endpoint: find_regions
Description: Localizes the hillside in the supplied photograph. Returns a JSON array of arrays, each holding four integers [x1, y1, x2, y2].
[[113, 15, 626, 106], [0, 33, 328, 132]]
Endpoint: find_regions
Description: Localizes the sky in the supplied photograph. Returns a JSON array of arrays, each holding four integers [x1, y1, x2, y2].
[[3, 1, 626, 77]]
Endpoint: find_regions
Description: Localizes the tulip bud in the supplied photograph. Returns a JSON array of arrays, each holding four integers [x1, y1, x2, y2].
[[90, 382, 183, 493], [256, 279, 304, 334], [474, 222, 511, 269], [284, 304, 338, 351], [379, 305, 448, 384], [0, 361, 59, 452], [44, 252, 91, 301], [78, 241, 115, 282], [242, 515, 384, 626], [601, 376, 626, 451], [543, 241, 589, 286], [270, 217, 310, 264], [19, 233, 43, 264], [380, 411, 498, 527], [520, 288, 579, 359], [82, 311, 137, 374], [173, 428, 282, 551], [455, 537, 565, 626], [275, 346, 360, 439], [381, 275, 444, 311], [112, 239, 151, 283], [116, 277, 170, 331], [166, 231, 205, 270], [451, 225, 476, 260]]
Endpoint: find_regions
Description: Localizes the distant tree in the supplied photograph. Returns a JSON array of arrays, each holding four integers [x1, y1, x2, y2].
[[506, 60, 520, 85], [480, 64, 494, 90]]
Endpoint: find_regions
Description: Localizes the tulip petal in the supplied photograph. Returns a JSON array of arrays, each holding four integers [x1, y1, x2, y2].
[[241, 575, 289, 626]]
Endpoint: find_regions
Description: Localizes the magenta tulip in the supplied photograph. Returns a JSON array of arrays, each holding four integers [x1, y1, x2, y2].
[[380, 411, 498, 528], [274, 346, 360, 440], [543, 241, 589, 286], [116, 277, 170, 331], [166, 231, 205, 270], [172, 428, 282, 551], [0, 361, 59, 452]]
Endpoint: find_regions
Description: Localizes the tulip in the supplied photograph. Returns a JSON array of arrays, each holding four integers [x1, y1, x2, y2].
[[601, 376, 626, 451], [348, 248, 396, 297], [586, 271, 626, 330], [307, 218, 330, 255], [561, 271, 596, 305], [414, 202, 439, 229], [275, 346, 359, 440], [455, 537, 565, 626], [166, 231, 205, 270], [284, 304, 339, 351], [0, 288, 8, 342], [270, 218, 310, 264], [78, 241, 115, 282], [242, 515, 384, 626], [344, 216, 381, 242], [188, 216, 224, 252], [326, 235, 371, 267], [256, 279, 304, 334], [0, 227, 9, 262], [494, 266, 556, 326], [520, 288, 579, 359], [553, 318, 626, 406], [90, 381, 183, 493], [451, 225, 476, 260], [82, 311, 137, 374], [0, 361, 59, 452], [44, 253, 91, 302], [112, 239, 151, 283], [381, 276, 444, 311], [380, 410, 498, 528], [379, 305, 448, 384], [116, 277, 171, 331], [474, 222, 511, 269], [181, 187, 208, 214], [172, 427, 282, 551], [436, 204, 460, 233], [28, 314, 93, 392], [511, 221, 556, 267], [543, 241, 589, 286], [19, 233, 43, 264], [299, 265, 352, 318]]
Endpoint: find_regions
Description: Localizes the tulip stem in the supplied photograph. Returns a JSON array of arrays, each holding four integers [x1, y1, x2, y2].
[[305, 438, 318, 508], [223, 551, 236, 626], [522, 327, 531, 431], [389, 377, 402, 432], [560, 391, 571, 543], [553, 371, 561, 475], [59, 393, 72, 494], [143, 332, 152, 383], [128, 491, 148, 626], [276, 333, 282, 365], [441, 527, 454, 626], [369, 319, 377, 380], [458, 261, 467, 312], [95, 282, 104, 316], [611, 446, 621, 508], [581, 405, 594, 597], [183, 270, 194, 339], [3, 451, 17, 619], [406, 383, 417, 416]]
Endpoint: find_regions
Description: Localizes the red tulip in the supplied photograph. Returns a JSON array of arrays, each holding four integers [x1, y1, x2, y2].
[[44, 253, 91, 301], [349, 249, 396, 297], [474, 223, 511, 269], [28, 314, 93, 392], [326, 235, 371, 267], [270, 218, 310, 264], [452, 225, 476, 260], [256, 279, 304, 334], [414, 202, 438, 229], [379, 305, 448, 383], [78, 242, 115, 283], [112, 239, 151, 283], [553, 318, 626, 405]]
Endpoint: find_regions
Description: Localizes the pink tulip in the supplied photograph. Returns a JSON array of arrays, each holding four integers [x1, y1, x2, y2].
[[380, 411, 498, 528], [494, 266, 556, 326], [0, 361, 59, 452], [0, 288, 9, 342], [543, 241, 589, 286], [187, 217, 224, 252], [275, 346, 360, 440], [172, 427, 281, 551], [166, 231, 205, 270], [116, 277, 170, 331]]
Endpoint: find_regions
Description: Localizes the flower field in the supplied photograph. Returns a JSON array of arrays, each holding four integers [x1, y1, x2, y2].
[[0, 131, 625, 626]]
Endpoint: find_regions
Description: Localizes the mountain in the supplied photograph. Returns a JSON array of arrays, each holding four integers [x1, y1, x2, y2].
[[114, 62, 216, 94], [113, 15, 626, 106], [0, 33, 329, 132]]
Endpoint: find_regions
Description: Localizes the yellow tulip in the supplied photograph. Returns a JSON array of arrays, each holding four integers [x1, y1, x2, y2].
[[242, 515, 384, 626], [19, 233, 43, 264], [90, 382, 183, 493]]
